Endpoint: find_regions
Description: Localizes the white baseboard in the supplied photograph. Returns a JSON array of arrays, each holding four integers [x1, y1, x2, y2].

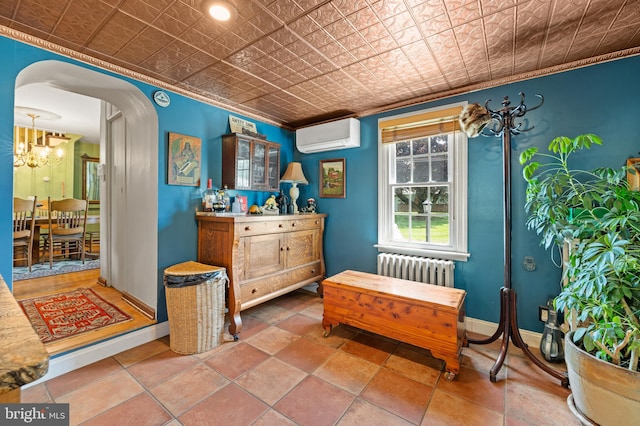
[[24, 322, 170, 388], [465, 317, 542, 348], [24, 317, 540, 388]]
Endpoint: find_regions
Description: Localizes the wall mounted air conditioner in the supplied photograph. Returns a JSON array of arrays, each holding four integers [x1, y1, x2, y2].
[[296, 118, 360, 153]]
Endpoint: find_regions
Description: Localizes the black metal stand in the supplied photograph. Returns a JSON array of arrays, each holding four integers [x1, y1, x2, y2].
[[465, 93, 569, 387]]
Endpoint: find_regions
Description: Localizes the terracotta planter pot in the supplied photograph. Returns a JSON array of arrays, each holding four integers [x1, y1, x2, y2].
[[565, 332, 640, 426]]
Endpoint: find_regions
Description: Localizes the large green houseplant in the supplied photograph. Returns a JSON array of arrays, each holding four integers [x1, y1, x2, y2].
[[520, 134, 640, 424]]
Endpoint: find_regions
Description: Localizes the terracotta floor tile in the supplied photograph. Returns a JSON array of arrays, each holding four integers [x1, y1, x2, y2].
[[149, 363, 229, 416], [46, 357, 123, 398], [384, 344, 443, 386], [305, 323, 357, 349], [235, 357, 307, 405], [235, 314, 270, 339], [55, 369, 144, 425], [506, 348, 568, 391], [361, 367, 433, 424], [275, 337, 337, 373], [460, 343, 508, 379], [20, 383, 52, 403], [300, 299, 324, 319], [80, 392, 172, 426], [204, 342, 269, 380], [246, 302, 293, 325], [436, 365, 505, 412], [314, 351, 379, 394], [423, 388, 503, 426], [113, 338, 171, 367], [244, 325, 300, 355], [274, 375, 355, 425], [125, 349, 199, 388], [252, 408, 298, 425], [273, 289, 320, 312], [276, 312, 321, 336], [21, 293, 579, 426], [340, 332, 398, 365], [337, 399, 413, 426], [178, 383, 268, 426], [505, 380, 578, 426]]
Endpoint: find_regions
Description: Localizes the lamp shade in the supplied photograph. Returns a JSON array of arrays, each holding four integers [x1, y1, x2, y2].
[[280, 162, 308, 184]]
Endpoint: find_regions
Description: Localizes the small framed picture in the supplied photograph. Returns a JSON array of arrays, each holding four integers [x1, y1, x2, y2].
[[627, 158, 640, 191], [320, 158, 346, 198], [168, 132, 201, 186]]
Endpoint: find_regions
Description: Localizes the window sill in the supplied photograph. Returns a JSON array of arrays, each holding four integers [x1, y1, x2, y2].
[[375, 244, 470, 262]]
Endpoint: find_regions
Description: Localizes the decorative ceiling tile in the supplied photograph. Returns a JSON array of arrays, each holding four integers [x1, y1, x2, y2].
[[2, 0, 638, 128], [51, 0, 112, 47], [87, 11, 147, 56], [119, 0, 163, 24], [141, 40, 198, 73]]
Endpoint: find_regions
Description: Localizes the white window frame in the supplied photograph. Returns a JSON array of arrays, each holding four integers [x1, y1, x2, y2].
[[377, 102, 470, 261]]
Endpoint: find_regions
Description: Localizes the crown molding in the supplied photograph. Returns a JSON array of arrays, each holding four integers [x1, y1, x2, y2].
[[0, 25, 289, 130]]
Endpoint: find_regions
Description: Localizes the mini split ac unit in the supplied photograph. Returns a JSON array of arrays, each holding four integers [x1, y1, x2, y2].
[[295, 118, 360, 153]]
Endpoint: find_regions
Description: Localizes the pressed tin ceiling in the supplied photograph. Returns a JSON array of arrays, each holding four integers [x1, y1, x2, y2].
[[1, 0, 640, 129]]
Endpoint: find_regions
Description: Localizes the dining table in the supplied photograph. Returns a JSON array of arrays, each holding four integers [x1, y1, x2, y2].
[[22, 215, 101, 266]]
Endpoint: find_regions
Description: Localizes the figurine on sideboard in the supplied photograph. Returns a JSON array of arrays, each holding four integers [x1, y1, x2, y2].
[[301, 197, 317, 213]]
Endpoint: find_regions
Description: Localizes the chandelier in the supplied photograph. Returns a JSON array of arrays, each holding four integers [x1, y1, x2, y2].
[[13, 107, 68, 169]]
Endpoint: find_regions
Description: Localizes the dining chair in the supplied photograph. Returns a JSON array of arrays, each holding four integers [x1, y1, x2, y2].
[[13, 196, 37, 272], [43, 197, 89, 269]]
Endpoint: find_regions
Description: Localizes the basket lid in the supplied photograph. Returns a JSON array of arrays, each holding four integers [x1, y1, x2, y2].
[[165, 261, 224, 276]]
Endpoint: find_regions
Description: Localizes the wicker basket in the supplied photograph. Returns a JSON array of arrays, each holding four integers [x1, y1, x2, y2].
[[164, 261, 227, 354]]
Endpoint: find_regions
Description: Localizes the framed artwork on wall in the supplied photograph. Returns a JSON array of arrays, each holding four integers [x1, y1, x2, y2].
[[320, 158, 346, 198], [627, 158, 640, 191], [168, 132, 201, 186]]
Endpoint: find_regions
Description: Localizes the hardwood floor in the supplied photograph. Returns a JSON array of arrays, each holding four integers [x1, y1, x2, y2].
[[12, 268, 156, 356]]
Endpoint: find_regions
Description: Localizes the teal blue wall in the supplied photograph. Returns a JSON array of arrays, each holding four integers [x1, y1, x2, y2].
[[296, 56, 640, 332], [0, 36, 294, 325], [2, 33, 639, 332]]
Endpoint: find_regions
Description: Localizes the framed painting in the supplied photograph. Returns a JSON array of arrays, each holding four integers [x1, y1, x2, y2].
[[168, 132, 201, 186], [627, 158, 640, 191], [320, 158, 346, 198]]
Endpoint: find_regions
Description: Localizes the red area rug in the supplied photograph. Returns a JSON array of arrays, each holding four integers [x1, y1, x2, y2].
[[19, 288, 132, 343]]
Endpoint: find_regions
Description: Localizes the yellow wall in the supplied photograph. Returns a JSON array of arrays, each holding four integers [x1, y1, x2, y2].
[[13, 135, 99, 202]]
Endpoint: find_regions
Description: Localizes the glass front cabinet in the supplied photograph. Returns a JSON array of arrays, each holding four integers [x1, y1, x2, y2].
[[222, 133, 280, 191]]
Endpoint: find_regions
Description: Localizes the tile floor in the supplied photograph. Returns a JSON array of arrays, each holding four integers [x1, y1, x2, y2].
[[22, 289, 580, 426]]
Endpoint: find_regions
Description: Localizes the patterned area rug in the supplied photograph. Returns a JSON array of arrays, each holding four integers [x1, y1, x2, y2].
[[13, 259, 100, 281], [19, 288, 132, 343]]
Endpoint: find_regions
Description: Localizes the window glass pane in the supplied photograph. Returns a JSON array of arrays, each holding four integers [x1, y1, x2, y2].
[[413, 157, 429, 182], [396, 141, 410, 157], [431, 186, 448, 213], [431, 155, 448, 182], [394, 215, 410, 240], [430, 135, 448, 153], [412, 215, 427, 241], [430, 215, 449, 244], [395, 159, 411, 183], [394, 187, 412, 213], [412, 138, 429, 154]]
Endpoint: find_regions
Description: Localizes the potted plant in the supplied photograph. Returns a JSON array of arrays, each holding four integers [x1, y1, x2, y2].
[[520, 134, 640, 425]]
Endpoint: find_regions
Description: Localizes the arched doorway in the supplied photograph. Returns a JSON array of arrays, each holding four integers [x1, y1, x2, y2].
[[15, 60, 159, 314]]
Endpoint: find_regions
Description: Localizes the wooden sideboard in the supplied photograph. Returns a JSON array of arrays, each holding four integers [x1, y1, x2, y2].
[[196, 213, 326, 338]]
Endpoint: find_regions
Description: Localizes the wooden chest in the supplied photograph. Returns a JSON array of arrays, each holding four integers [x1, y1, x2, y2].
[[322, 270, 466, 380]]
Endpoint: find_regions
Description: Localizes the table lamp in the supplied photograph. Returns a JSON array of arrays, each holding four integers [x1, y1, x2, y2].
[[280, 162, 308, 214]]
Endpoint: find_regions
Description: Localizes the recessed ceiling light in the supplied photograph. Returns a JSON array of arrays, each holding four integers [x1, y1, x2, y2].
[[202, 1, 237, 22]]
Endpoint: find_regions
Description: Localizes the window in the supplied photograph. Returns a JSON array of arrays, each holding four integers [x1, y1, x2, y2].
[[377, 103, 469, 261]]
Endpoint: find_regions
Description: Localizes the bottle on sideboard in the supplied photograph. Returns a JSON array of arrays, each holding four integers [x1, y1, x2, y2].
[[222, 185, 231, 211], [202, 178, 216, 212]]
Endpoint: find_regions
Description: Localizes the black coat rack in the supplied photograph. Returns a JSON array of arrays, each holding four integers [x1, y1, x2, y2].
[[465, 93, 569, 387]]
